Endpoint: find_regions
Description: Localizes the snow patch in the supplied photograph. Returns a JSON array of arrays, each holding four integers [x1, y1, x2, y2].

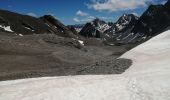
[[97, 24, 110, 33], [72, 38, 84, 46], [78, 40, 84, 46], [19, 34, 23, 37], [24, 26, 34, 31], [0, 25, 13, 32]]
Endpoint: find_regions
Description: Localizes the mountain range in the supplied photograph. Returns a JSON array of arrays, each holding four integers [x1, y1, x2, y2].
[[0, 0, 170, 46], [77, 0, 170, 45]]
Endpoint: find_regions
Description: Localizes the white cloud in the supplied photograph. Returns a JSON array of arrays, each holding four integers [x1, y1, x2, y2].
[[100, 16, 113, 20], [73, 18, 80, 22], [27, 13, 37, 17], [73, 9, 114, 23], [76, 10, 89, 16], [87, 0, 153, 12], [82, 16, 95, 22], [73, 16, 114, 23], [73, 16, 95, 23]]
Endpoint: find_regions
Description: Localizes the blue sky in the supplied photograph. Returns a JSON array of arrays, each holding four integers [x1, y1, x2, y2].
[[0, 0, 167, 25]]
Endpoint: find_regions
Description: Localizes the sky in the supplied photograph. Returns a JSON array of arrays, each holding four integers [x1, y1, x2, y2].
[[0, 0, 167, 25]]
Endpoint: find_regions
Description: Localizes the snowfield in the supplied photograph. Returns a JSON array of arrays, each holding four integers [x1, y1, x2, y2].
[[0, 30, 170, 100]]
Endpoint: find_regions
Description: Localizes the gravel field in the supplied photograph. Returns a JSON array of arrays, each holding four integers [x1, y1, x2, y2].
[[0, 33, 135, 81]]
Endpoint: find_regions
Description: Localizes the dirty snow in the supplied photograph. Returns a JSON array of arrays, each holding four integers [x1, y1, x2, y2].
[[0, 30, 170, 100]]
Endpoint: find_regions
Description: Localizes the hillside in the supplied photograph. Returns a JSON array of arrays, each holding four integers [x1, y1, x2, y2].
[[0, 9, 77, 38]]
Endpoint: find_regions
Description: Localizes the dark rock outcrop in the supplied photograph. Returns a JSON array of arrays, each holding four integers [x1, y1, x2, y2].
[[79, 18, 110, 38], [40, 15, 77, 38], [132, 2, 170, 37], [103, 14, 139, 44]]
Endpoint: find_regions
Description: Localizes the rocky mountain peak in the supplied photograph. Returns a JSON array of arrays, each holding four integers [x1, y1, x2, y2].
[[114, 14, 138, 32]]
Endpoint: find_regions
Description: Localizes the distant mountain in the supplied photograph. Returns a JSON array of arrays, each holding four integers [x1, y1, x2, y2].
[[67, 25, 79, 36], [78, 14, 139, 45], [80, 0, 170, 45], [103, 14, 139, 45], [0, 9, 77, 38], [68, 24, 85, 33], [79, 18, 110, 38]]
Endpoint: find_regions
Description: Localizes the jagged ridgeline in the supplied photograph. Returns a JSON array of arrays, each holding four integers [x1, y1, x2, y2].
[[77, 0, 170, 45]]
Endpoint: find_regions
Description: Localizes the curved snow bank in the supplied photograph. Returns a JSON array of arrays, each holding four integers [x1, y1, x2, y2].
[[0, 30, 170, 100], [121, 30, 170, 76]]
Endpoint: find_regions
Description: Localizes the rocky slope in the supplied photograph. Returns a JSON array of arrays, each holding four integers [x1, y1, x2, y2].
[[132, 1, 170, 37], [103, 14, 139, 45], [0, 32, 136, 81], [0, 9, 77, 38]]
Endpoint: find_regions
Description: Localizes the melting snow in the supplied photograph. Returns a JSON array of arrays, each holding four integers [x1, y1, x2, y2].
[[0, 25, 13, 32]]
